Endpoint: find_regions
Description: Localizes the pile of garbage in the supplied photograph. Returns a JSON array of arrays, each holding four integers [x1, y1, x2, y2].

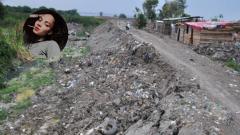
[[1, 22, 232, 135], [193, 44, 240, 64]]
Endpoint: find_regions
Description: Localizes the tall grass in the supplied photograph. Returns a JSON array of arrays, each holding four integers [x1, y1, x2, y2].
[[0, 36, 16, 88], [0, 7, 32, 88], [0, 24, 33, 87], [1, 25, 33, 61]]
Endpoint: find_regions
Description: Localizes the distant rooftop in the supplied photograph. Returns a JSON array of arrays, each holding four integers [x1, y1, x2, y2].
[[185, 21, 231, 30], [162, 16, 203, 21]]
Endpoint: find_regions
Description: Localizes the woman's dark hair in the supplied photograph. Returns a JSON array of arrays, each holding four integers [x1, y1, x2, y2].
[[23, 9, 68, 51]]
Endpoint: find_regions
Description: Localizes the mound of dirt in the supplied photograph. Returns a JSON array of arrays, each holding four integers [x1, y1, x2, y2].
[[1, 22, 231, 135]]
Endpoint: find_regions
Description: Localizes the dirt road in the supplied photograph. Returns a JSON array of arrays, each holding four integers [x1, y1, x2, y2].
[[115, 20, 240, 133]]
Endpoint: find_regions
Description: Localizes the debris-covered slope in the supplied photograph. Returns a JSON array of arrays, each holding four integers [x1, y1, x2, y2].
[[1, 22, 232, 135]]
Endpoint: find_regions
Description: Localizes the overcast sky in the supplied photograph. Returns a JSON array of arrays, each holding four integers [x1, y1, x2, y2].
[[2, 0, 240, 21]]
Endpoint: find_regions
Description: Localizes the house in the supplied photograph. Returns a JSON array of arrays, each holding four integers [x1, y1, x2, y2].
[[154, 16, 203, 35], [175, 21, 240, 45]]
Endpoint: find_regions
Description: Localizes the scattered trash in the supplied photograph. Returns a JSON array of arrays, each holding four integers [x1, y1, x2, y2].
[[189, 58, 195, 62], [229, 83, 238, 88], [190, 77, 197, 81], [64, 68, 71, 74], [0, 21, 232, 135]]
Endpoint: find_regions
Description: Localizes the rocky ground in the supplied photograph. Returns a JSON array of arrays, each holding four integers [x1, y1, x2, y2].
[[0, 21, 234, 135]]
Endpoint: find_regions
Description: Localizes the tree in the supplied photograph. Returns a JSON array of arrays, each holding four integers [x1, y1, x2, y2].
[[143, 0, 159, 21], [135, 7, 140, 13], [99, 12, 103, 16], [176, 0, 187, 16], [22, 6, 32, 13], [159, 0, 187, 19], [182, 13, 191, 17], [134, 7, 140, 18], [159, 3, 174, 19], [137, 13, 147, 28], [133, 7, 147, 29], [49, 8, 56, 11], [119, 13, 127, 19], [219, 14, 223, 19], [211, 14, 224, 21], [38, 6, 47, 10], [66, 9, 78, 16], [0, 1, 4, 20]]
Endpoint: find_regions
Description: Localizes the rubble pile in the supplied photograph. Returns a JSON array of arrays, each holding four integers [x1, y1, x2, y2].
[[193, 44, 240, 64], [1, 22, 231, 135]]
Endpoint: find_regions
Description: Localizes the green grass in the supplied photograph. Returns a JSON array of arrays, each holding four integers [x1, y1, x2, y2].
[[0, 67, 54, 101], [225, 58, 240, 72], [5, 99, 33, 119], [0, 108, 8, 121], [64, 15, 105, 27], [0, 94, 12, 103], [63, 46, 90, 58], [80, 46, 91, 56], [0, 65, 54, 121], [12, 99, 32, 113], [1, 26, 33, 61]]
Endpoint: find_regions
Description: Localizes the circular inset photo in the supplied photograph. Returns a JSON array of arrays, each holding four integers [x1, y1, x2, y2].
[[23, 9, 68, 60]]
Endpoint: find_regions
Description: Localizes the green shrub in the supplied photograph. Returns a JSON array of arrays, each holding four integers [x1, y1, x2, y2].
[[1, 15, 19, 26], [0, 1, 4, 20], [0, 37, 16, 88], [225, 58, 240, 72], [119, 13, 127, 19], [0, 108, 8, 121], [81, 16, 105, 27], [135, 13, 147, 29]]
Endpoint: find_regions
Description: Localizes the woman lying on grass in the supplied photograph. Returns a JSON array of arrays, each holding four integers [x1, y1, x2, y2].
[[23, 9, 68, 62]]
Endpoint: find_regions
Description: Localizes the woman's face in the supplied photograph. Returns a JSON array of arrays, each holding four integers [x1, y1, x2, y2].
[[33, 14, 55, 37]]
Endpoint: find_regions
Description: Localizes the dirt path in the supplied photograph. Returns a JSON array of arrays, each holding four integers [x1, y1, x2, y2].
[[115, 20, 240, 133]]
